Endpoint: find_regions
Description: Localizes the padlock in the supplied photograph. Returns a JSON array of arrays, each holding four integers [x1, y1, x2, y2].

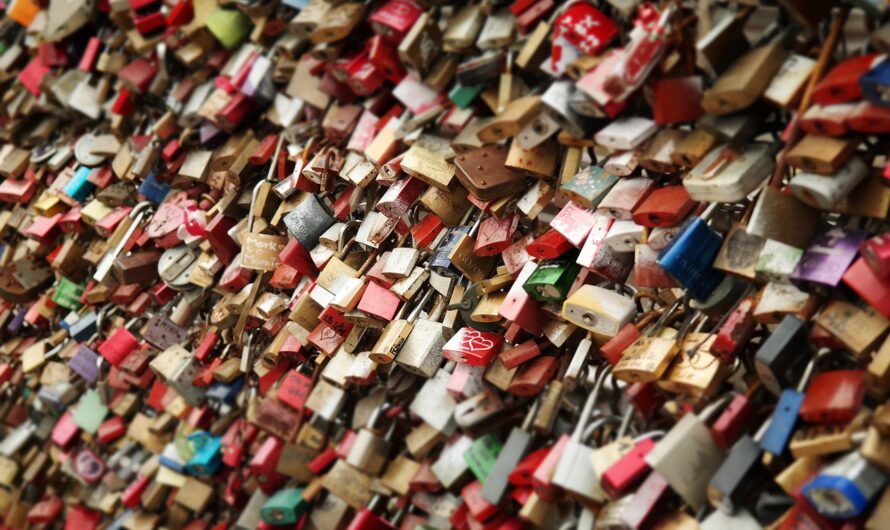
[[522, 257, 580, 303], [562, 284, 636, 338], [644, 396, 731, 510], [701, 40, 788, 115], [802, 451, 887, 519], [790, 227, 868, 290], [560, 165, 619, 209], [597, 178, 654, 221], [683, 143, 775, 203], [613, 304, 684, 384], [657, 212, 724, 301], [632, 185, 696, 228], [549, 368, 612, 503], [443, 327, 503, 367]]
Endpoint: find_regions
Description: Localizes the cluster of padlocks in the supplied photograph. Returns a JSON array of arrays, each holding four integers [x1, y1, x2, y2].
[[2, 0, 890, 528]]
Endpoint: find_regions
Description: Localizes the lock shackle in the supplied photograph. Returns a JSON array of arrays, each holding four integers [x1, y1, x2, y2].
[[407, 288, 434, 323], [633, 430, 666, 444], [582, 414, 626, 444], [753, 415, 773, 444], [93, 201, 156, 282], [797, 347, 832, 393], [522, 396, 543, 432], [367, 494, 387, 515], [458, 207, 474, 227], [617, 405, 635, 439], [44, 338, 70, 360], [644, 298, 683, 337], [697, 392, 734, 424], [367, 402, 394, 430], [468, 210, 486, 238], [572, 365, 610, 442], [428, 293, 449, 323]]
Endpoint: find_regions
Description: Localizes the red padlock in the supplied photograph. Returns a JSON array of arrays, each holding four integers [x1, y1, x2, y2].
[[846, 100, 890, 134], [308, 446, 338, 476], [369, 0, 423, 42], [652, 76, 704, 125], [98, 326, 140, 367], [204, 213, 239, 266], [411, 213, 445, 249], [277, 369, 313, 411], [27, 496, 63, 524], [193, 331, 219, 362], [811, 54, 882, 105], [345, 497, 396, 530], [462, 480, 500, 523], [443, 327, 504, 366], [507, 356, 557, 396], [222, 419, 258, 467], [308, 306, 354, 355], [710, 297, 756, 363], [632, 185, 695, 228], [65, 506, 101, 530], [51, 412, 79, 448], [526, 229, 573, 260], [218, 258, 253, 292], [279, 238, 318, 276], [530, 435, 570, 501], [862, 234, 890, 278], [0, 179, 37, 204], [499, 339, 542, 370], [377, 177, 427, 219], [249, 436, 286, 493], [475, 214, 519, 257], [625, 382, 665, 420], [711, 390, 756, 451], [799, 370, 866, 424], [97, 416, 126, 443], [368, 35, 406, 84], [843, 257, 890, 318], [499, 262, 547, 336], [133, 11, 165, 35], [619, 471, 674, 530], [600, 323, 641, 366], [601, 438, 656, 499], [356, 280, 402, 322], [79, 37, 102, 72]]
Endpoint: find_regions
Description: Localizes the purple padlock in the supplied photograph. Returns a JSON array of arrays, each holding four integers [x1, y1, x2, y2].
[[790, 227, 868, 289]]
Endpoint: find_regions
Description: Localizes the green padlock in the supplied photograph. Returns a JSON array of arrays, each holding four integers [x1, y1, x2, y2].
[[523, 257, 581, 303], [206, 8, 253, 50], [260, 487, 308, 525], [52, 277, 84, 311], [449, 83, 485, 110], [463, 433, 502, 482]]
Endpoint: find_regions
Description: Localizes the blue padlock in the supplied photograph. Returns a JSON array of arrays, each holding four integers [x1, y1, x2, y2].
[[860, 59, 890, 108], [138, 170, 172, 204], [63, 166, 95, 202], [430, 225, 471, 277], [657, 217, 724, 300], [186, 432, 222, 477], [759, 349, 825, 457], [206, 378, 245, 404], [802, 451, 887, 519], [68, 311, 99, 342]]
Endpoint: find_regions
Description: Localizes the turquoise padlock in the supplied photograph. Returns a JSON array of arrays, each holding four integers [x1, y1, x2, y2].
[[185, 431, 222, 477], [260, 488, 308, 525], [63, 166, 95, 202]]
